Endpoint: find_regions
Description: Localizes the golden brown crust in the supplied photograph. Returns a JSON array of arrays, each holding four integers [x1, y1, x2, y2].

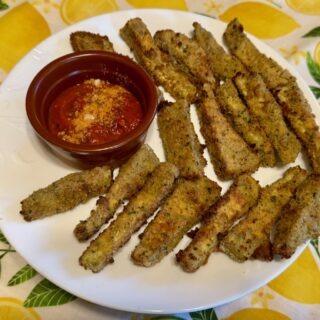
[[234, 72, 301, 165], [176, 174, 260, 272], [276, 82, 320, 173], [131, 177, 221, 267], [216, 80, 276, 167], [219, 166, 308, 262], [223, 19, 294, 89], [273, 174, 320, 258], [70, 31, 115, 52], [119, 18, 197, 102], [79, 162, 179, 272], [193, 21, 246, 80], [20, 166, 112, 221], [157, 100, 206, 179], [74, 145, 159, 241], [223, 19, 320, 173], [252, 240, 273, 262], [154, 29, 216, 87], [197, 85, 260, 180]]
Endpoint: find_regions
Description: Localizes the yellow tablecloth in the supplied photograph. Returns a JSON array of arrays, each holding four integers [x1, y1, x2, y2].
[[0, 1, 319, 319]]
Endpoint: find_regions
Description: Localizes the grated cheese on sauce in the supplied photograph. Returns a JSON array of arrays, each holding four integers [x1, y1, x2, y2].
[[49, 78, 143, 145]]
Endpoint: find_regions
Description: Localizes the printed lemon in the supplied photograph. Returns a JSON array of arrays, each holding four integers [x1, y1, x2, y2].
[[0, 3, 50, 72], [224, 308, 290, 320], [286, 0, 320, 15], [60, 0, 119, 25], [268, 247, 320, 303], [314, 42, 320, 64], [127, 0, 187, 10], [0, 297, 40, 320], [0, 68, 7, 84], [219, 2, 300, 39]]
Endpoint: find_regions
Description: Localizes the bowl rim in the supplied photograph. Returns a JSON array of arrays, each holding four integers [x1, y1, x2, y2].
[[26, 50, 159, 154]]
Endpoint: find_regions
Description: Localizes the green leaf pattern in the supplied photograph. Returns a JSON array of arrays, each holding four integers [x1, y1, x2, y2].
[[0, 0, 8, 11], [310, 86, 320, 99], [150, 316, 186, 320], [306, 52, 320, 98], [306, 52, 320, 84], [8, 264, 37, 286], [0, 230, 15, 278], [0, 230, 9, 245], [134, 311, 219, 320], [310, 238, 320, 258], [0, 227, 76, 307], [190, 308, 218, 320], [23, 279, 77, 307], [303, 26, 320, 38]]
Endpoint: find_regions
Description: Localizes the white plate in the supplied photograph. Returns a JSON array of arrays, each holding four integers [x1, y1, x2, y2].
[[0, 9, 317, 314]]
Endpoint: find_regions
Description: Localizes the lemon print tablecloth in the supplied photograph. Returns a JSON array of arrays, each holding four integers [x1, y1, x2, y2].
[[0, 1, 320, 319]]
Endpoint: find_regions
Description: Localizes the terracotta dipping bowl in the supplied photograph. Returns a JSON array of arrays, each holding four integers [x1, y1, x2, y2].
[[26, 51, 158, 168]]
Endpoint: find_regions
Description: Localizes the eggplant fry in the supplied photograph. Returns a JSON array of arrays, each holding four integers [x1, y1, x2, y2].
[[176, 174, 260, 272], [216, 80, 276, 167], [219, 166, 308, 262], [252, 240, 273, 262], [20, 166, 112, 221], [79, 162, 179, 272], [223, 18, 294, 89], [224, 18, 320, 173], [235, 72, 301, 165], [74, 145, 159, 242], [276, 82, 320, 173], [131, 176, 221, 267], [197, 85, 260, 180], [192, 22, 246, 80], [70, 31, 115, 52], [120, 18, 197, 102], [154, 29, 216, 86], [158, 100, 206, 179], [273, 174, 320, 259]]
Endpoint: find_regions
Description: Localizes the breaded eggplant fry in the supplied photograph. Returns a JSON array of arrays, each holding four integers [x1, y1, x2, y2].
[[158, 100, 206, 179], [20, 166, 112, 221], [219, 166, 308, 262], [120, 18, 197, 102], [74, 145, 159, 241], [223, 19, 294, 89], [216, 80, 276, 167], [235, 72, 301, 165], [192, 22, 246, 80], [176, 174, 260, 272], [197, 85, 260, 180], [276, 82, 320, 173], [154, 29, 216, 86], [70, 31, 115, 52], [79, 162, 179, 272], [131, 176, 221, 267], [273, 174, 320, 259], [224, 19, 320, 173], [252, 240, 273, 262]]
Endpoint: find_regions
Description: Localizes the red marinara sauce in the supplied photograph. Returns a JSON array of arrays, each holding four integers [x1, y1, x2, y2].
[[48, 79, 143, 145]]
